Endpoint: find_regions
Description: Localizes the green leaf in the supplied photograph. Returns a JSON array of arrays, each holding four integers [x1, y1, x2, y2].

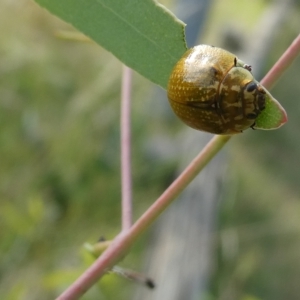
[[33, 0, 187, 89], [254, 88, 287, 130]]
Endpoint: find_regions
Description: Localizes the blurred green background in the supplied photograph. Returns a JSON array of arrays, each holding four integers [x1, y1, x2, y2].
[[0, 0, 300, 299]]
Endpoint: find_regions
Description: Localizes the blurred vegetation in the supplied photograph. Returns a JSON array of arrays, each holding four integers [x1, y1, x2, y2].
[[0, 1, 179, 299], [0, 0, 300, 300]]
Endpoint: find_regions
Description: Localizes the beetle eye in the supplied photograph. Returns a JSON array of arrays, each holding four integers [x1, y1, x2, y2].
[[246, 82, 257, 92]]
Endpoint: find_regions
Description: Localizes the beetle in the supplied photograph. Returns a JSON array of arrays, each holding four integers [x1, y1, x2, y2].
[[167, 45, 267, 134]]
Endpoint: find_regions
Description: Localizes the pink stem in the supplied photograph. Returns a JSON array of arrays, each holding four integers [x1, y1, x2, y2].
[[56, 135, 230, 300], [124, 135, 231, 238], [120, 66, 133, 231], [261, 34, 300, 89]]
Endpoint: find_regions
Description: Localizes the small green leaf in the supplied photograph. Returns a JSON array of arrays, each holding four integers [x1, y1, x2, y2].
[[254, 87, 287, 130], [33, 0, 187, 89]]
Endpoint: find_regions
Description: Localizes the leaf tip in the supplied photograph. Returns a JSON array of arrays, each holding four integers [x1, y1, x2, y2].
[[253, 88, 287, 131]]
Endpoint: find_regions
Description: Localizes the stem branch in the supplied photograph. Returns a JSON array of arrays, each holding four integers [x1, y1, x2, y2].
[[121, 66, 133, 231], [261, 34, 300, 89]]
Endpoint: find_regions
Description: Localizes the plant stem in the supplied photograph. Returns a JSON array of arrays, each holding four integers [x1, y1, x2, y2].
[[261, 34, 300, 89], [56, 135, 231, 300], [128, 135, 231, 239], [121, 66, 133, 231]]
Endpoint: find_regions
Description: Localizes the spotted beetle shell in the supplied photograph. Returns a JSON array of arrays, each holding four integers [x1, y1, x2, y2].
[[167, 45, 266, 135]]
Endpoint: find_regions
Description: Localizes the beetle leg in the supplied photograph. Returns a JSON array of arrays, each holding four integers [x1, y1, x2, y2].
[[250, 122, 256, 130], [244, 64, 252, 72]]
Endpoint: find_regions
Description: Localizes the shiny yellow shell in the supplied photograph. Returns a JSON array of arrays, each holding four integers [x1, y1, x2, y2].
[[167, 45, 266, 134]]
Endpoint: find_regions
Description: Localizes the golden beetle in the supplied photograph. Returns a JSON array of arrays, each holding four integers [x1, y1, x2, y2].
[[167, 45, 267, 135]]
